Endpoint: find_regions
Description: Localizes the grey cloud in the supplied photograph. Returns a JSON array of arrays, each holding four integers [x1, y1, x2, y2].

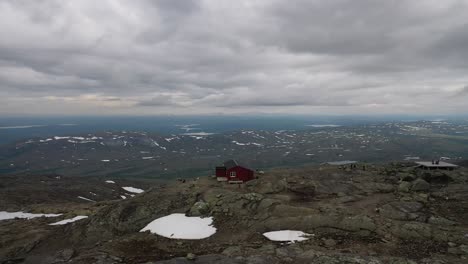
[[454, 85, 468, 96], [1, 0, 468, 115], [137, 95, 180, 107]]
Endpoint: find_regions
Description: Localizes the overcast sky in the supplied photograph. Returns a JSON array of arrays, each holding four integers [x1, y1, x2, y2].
[[1, 0, 468, 116]]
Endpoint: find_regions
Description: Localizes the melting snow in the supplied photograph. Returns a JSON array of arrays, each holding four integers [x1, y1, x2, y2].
[[105, 180, 115, 184], [54, 136, 70, 140], [49, 216, 88, 225], [165, 137, 179, 142], [231, 141, 262, 146], [263, 230, 311, 242], [122, 187, 144, 194], [140, 213, 216, 239], [121, 195, 127, 199], [77, 196, 95, 202], [149, 139, 167, 150], [0, 211, 62, 221]]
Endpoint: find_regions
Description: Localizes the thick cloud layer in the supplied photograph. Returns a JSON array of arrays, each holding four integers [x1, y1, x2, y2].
[[1, 0, 468, 115]]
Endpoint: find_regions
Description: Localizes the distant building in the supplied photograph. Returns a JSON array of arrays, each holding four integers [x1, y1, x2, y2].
[[415, 161, 458, 170], [216, 159, 255, 183]]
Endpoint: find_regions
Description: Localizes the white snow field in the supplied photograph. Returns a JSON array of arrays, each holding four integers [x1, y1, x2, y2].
[[122, 187, 144, 194], [263, 230, 311, 242], [49, 216, 88, 225], [0, 211, 62, 221], [140, 213, 216, 239]]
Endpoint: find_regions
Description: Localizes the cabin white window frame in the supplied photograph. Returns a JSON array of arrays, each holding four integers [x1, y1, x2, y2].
[[230, 171, 236, 178]]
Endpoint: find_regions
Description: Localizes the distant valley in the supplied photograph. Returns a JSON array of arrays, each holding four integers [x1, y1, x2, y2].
[[1, 120, 467, 179]]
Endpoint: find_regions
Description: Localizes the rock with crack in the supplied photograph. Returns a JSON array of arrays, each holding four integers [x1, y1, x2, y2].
[[379, 202, 424, 221]]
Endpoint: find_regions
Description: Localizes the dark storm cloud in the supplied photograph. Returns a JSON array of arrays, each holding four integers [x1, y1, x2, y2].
[[1, 0, 468, 115]]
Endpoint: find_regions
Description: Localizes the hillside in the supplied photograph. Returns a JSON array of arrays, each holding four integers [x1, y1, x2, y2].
[[1, 163, 468, 263]]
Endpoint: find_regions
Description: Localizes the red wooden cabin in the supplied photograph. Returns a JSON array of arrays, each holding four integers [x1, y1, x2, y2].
[[216, 160, 254, 183]]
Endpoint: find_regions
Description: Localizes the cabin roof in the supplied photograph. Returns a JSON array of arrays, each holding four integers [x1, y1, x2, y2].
[[224, 159, 239, 170], [415, 161, 458, 168]]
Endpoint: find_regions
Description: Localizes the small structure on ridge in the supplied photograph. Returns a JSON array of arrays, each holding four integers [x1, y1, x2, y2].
[[415, 160, 458, 170], [215, 159, 255, 183]]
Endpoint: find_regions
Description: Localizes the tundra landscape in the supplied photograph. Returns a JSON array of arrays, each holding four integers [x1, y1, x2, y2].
[[2, 0, 468, 263]]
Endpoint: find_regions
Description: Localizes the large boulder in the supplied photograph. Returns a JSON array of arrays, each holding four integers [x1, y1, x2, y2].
[[189, 200, 211, 216], [262, 214, 376, 235], [398, 181, 412, 193], [287, 181, 316, 198], [398, 173, 417, 182], [422, 171, 453, 184], [411, 179, 430, 192], [254, 181, 287, 194]]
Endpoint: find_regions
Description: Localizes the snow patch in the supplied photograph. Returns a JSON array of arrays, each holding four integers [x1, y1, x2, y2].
[[77, 196, 95, 202], [165, 137, 179, 142], [263, 230, 311, 243], [122, 187, 144, 194], [0, 211, 62, 221], [105, 180, 115, 184], [140, 213, 216, 239], [54, 136, 70, 140], [231, 141, 262, 146], [49, 216, 88, 225]]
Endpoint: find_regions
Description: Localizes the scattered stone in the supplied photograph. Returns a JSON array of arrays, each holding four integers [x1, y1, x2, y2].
[[222, 246, 242, 256], [380, 202, 423, 221], [428, 216, 457, 226], [324, 238, 337, 248], [242, 193, 264, 202], [53, 249, 75, 263], [256, 244, 276, 255], [460, 245, 468, 255], [414, 193, 429, 203], [186, 253, 196, 260], [398, 181, 412, 193]]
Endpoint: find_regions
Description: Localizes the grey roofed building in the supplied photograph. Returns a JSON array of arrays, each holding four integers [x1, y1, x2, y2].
[[415, 161, 458, 170], [224, 159, 239, 170]]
